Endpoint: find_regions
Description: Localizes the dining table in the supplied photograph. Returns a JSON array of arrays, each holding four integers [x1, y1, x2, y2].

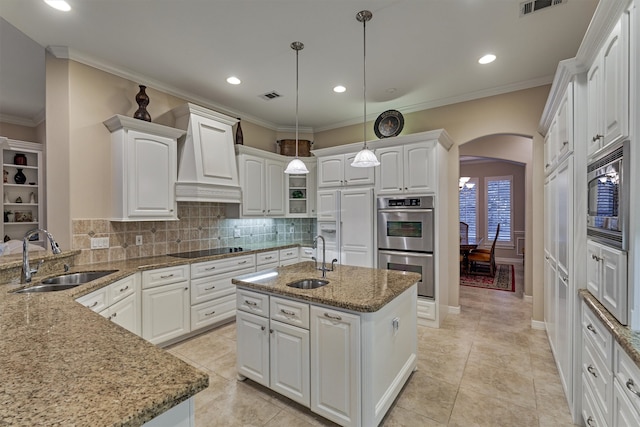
[[460, 236, 484, 273]]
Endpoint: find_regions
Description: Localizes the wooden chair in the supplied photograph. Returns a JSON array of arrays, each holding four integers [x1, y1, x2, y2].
[[459, 222, 469, 240], [468, 224, 500, 277]]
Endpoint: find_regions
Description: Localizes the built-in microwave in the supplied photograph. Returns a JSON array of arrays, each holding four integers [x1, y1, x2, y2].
[[587, 141, 629, 250]]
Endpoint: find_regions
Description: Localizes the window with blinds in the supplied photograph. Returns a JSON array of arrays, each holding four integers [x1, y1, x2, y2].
[[459, 178, 478, 240], [486, 176, 512, 243]]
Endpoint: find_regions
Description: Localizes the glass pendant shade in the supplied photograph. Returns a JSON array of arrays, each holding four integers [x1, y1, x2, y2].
[[351, 148, 380, 167], [284, 41, 309, 175], [284, 158, 309, 174]]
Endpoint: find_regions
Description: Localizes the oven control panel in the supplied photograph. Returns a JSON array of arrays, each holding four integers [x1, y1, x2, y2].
[[378, 196, 434, 210]]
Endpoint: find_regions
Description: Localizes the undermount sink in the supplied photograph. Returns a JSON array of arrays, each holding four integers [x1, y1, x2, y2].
[[287, 278, 329, 289], [14, 270, 118, 293]]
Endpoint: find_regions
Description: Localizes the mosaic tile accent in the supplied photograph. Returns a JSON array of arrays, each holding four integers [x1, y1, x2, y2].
[[71, 202, 317, 265]]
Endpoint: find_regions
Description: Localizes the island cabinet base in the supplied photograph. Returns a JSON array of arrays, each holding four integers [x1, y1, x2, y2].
[[236, 284, 418, 427]]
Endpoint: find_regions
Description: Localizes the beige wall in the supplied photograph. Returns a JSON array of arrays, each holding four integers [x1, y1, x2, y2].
[[0, 122, 40, 142]]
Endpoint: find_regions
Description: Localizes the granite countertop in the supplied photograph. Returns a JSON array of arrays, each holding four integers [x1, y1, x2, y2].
[[0, 241, 309, 426], [232, 261, 421, 312], [580, 289, 640, 369]]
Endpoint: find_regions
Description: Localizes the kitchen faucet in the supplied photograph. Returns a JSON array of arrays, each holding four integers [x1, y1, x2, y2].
[[22, 228, 62, 283], [312, 235, 337, 278]]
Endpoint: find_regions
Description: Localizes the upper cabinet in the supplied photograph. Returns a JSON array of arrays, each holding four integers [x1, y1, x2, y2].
[[287, 158, 317, 218], [587, 13, 630, 158], [545, 82, 574, 175], [157, 104, 242, 203], [317, 154, 374, 188], [104, 115, 185, 221], [376, 142, 436, 195], [1, 138, 45, 243]]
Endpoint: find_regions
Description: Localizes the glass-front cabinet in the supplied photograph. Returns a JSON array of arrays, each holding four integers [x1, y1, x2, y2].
[[286, 158, 316, 218], [1, 138, 44, 245]]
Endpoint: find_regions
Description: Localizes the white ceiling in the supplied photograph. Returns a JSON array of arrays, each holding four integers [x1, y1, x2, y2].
[[0, 0, 599, 131]]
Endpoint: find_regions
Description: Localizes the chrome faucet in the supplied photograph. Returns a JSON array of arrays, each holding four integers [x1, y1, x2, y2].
[[312, 235, 337, 278], [22, 228, 62, 283]]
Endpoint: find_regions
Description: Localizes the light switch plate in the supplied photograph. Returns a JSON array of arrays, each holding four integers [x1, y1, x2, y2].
[[233, 228, 241, 238], [90, 237, 109, 249], [135, 235, 143, 245]]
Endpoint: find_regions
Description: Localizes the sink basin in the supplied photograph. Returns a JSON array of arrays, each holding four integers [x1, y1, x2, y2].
[[14, 283, 82, 293], [14, 270, 118, 293], [287, 279, 329, 289], [40, 270, 118, 285]]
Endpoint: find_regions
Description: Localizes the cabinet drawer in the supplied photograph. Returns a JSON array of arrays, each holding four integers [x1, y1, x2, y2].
[[257, 251, 279, 266], [142, 265, 189, 289], [109, 274, 137, 305], [191, 267, 253, 305], [614, 378, 640, 426], [191, 294, 236, 331], [279, 247, 298, 261], [76, 288, 108, 313], [270, 296, 309, 329], [582, 302, 613, 367], [583, 373, 608, 427], [191, 254, 256, 278], [300, 247, 315, 259], [614, 341, 640, 414], [237, 288, 269, 317], [583, 334, 612, 422]]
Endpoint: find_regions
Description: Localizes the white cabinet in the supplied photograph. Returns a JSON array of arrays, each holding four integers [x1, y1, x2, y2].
[[317, 189, 338, 221], [237, 153, 285, 217], [317, 154, 374, 188], [375, 142, 435, 194], [586, 239, 628, 325], [586, 14, 630, 157], [310, 305, 361, 427], [1, 138, 45, 244], [545, 83, 574, 174], [279, 247, 299, 266], [104, 115, 184, 221], [286, 159, 317, 217], [141, 265, 190, 345], [613, 341, 640, 425], [236, 290, 310, 406], [339, 188, 374, 267]]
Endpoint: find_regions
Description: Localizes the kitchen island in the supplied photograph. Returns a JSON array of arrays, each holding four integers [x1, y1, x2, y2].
[[233, 261, 420, 427]]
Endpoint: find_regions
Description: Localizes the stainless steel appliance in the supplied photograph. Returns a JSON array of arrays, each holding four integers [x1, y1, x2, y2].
[[377, 196, 435, 299], [169, 247, 244, 259], [587, 142, 629, 249]]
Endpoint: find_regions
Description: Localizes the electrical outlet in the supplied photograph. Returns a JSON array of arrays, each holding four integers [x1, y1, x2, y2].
[[289, 226, 295, 233], [90, 237, 109, 249], [135, 235, 143, 246], [233, 227, 241, 238]]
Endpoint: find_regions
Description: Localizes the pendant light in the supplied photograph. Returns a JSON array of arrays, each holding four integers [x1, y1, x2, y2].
[[351, 10, 380, 168], [284, 41, 310, 174]]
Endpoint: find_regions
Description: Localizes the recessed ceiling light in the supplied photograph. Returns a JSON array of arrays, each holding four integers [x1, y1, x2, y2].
[[333, 85, 346, 93], [226, 76, 241, 85], [478, 54, 496, 65], [43, 0, 71, 11]]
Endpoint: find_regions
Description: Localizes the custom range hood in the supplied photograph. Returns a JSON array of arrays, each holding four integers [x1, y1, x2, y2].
[[160, 103, 241, 203]]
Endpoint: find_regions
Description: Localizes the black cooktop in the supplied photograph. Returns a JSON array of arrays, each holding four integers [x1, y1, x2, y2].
[[169, 247, 244, 259]]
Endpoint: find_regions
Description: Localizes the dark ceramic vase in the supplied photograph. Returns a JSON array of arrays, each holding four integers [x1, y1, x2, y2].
[[14, 168, 26, 185], [133, 85, 151, 122], [235, 118, 244, 145]]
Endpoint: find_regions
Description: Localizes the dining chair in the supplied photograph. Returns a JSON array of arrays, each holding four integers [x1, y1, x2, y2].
[[468, 223, 500, 277], [459, 222, 469, 240]]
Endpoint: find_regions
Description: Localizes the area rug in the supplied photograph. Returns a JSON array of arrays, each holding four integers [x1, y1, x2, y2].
[[460, 264, 515, 292]]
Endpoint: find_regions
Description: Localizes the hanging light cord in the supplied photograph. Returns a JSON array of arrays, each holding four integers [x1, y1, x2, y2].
[[291, 41, 304, 159], [362, 13, 367, 149]]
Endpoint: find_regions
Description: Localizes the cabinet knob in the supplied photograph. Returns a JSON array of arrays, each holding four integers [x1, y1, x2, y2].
[[626, 379, 640, 398], [260, 326, 265, 331], [586, 324, 597, 335], [545, 163, 550, 168], [184, 287, 188, 291], [586, 416, 595, 427], [404, 187, 408, 190], [587, 365, 598, 378], [269, 329, 274, 334], [562, 141, 569, 146], [592, 134, 603, 142]]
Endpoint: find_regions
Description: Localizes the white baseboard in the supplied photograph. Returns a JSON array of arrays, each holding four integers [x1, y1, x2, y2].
[[448, 305, 461, 314], [523, 294, 533, 302], [496, 257, 523, 264], [531, 319, 546, 330]]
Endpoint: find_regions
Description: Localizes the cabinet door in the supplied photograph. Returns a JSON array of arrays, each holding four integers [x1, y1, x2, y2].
[[556, 158, 573, 275], [190, 113, 238, 186], [587, 58, 603, 157], [404, 142, 435, 193], [556, 83, 573, 160], [270, 320, 310, 406], [241, 155, 266, 216], [556, 269, 571, 403], [310, 306, 360, 427], [344, 153, 375, 186], [586, 240, 602, 298], [544, 257, 557, 353], [318, 155, 344, 187], [142, 282, 190, 345], [602, 17, 628, 148], [265, 159, 285, 216], [613, 380, 640, 427], [306, 161, 317, 217], [544, 119, 557, 173], [108, 292, 141, 336], [236, 310, 270, 387], [375, 147, 404, 194], [601, 245, 627, 324], [340, 188, 373, 268], [317, 190, 338, 221], [126, 130, 177, 219]]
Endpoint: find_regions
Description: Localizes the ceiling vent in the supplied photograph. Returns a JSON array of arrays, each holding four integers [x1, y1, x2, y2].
[[260, 91, 282, 101], [520, 0, 566, 17]]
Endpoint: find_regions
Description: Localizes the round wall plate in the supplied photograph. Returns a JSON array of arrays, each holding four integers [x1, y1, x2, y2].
[[374, 110, 404, 138]]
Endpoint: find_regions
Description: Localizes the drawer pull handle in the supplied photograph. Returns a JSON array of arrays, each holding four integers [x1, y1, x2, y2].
[[562, 141, 569, 146], [591, 254, 602, 262], [592, 134, 603, 142], [265, 256, 273, 260], [324, 313, 342, 321], [160, 274, 175, 279], [119, 285, 129, 292], [245, 300, 258, 307], [587, 324, 597, 334], [586, 416, 595, 427], [238, 260, 248, 265], [261, 326, 265, 331], [205, 311, 216, 317], [587, 365, 598, 378], [626, 379, 640, 398], [87, 301, 99, 308], [204, 285, 216, 290], [280, 309, 296, 316], [108, 312, 117, 321], [205, 266, 216, 271]]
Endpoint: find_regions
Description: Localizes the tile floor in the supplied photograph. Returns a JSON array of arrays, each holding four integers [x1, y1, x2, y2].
[[167, 263, 577, 426]]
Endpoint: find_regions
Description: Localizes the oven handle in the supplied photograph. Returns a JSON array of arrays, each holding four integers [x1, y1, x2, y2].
[[378, 249, 433, 257], [378, 209, 432, 214]]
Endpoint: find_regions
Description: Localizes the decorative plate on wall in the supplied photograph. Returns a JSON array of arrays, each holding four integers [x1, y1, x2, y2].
[[374, 110, 404, 139]]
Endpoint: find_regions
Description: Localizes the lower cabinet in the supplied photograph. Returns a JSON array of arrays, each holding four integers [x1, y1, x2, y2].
[[586, 239, 628, 325]]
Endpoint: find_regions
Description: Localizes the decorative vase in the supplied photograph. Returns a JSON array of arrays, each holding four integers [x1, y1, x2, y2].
[[13, 153, 27, 166], [14, 168, 26, 184], [235, 118, 244, 145], [133, 85, 152, 122]]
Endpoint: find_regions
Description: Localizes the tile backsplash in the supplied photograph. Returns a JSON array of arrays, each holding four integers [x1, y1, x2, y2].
[[72, 202, 317, 265]]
